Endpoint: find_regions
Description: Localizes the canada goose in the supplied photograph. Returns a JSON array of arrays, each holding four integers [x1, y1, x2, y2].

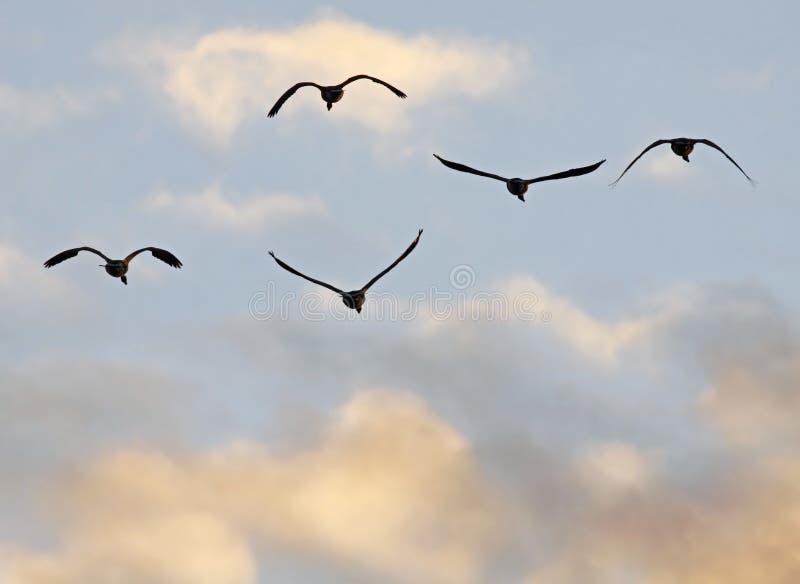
[[433, 154, 605, 201], [610, 138, 754, 186], [269, 229, 423, 314], [267, 74, 407, 117], [43, 247, 182, 285]]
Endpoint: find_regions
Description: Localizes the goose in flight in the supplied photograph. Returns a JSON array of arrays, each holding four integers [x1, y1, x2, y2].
[[43, 246, 182, 285], [610, 138, 755, 186], [267, 74, 407, 117], [269, 229, 423, 314], [433, 154, 605, 201]]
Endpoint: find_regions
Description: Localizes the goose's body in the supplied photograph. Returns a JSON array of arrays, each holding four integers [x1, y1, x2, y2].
[[43, 246, 182, 285], [103, 260, 128, 281], [269, 229, 423, 314], [670, 138, 695, 160], [268, 74, 407, 117], [320, 86, 345, 109], [505, 178, 529, 198], [611, 138, 754, 185], [342, 290, 367, 313], [433, 154, 605, 201]]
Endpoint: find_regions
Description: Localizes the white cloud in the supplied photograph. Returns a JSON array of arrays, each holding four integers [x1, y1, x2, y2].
[[0, 513, 255, 584], [4, 275, 800, 582], [575, 441, 655, 499], [117, 16, 528, 144], [697, 351, 800, 450], [504, 277, 681, 365], [0, 356, 199, 468], [0, 389, 499, 584], [420, 275, 688, 366], [145, 183, 326, 232], [527, 457, 800, 584], [0, 83, 117, 131]]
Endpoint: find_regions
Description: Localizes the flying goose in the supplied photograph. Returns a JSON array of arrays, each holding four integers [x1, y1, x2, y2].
[[267, 74, 407, 117], [610, 138, 754, 186], [433, 154, 605, 201], [269, 229, 423, 314], [43, 246, 182, 285]]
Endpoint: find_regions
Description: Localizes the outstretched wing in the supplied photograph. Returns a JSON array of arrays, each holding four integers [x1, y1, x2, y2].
[[610, 139, 670, 186], [526, 159, 606, 184], [124, 248, 183, 268], [433, 154, 508, 183], [44, 247, 111, 268], [695, 139, 755, 184], [269, 251, 344, 296], [362, 229, 423, 292], [267, 82, 322, 117], [337, 75, 407, 98]]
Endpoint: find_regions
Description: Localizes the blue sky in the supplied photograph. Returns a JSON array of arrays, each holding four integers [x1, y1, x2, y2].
[[2, 2, 800, 583]]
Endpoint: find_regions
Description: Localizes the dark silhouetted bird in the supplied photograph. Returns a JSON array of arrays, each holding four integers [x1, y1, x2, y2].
[[433, 154, 605, 201], [267, 75, 407, 117], [43, 247, 182, 285], [269, 230, 423, 314], [610, 138, 754, 186]]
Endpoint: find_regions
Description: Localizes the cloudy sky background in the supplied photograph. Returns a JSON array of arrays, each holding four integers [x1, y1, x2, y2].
[[2, 1, 800, 582]]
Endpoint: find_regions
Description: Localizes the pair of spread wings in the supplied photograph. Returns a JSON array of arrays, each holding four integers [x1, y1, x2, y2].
[[611, 138, 754, 185], [269, 230, 422, 295], [268, 74, 407, 117], [43, 247, 183, 268], [433, 154, 606, 185]]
